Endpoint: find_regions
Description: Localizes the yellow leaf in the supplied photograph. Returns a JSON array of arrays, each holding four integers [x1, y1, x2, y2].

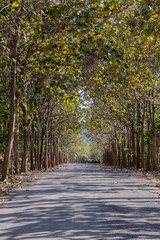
[[12, 2, 19, 8], [41, 70, 46, 74], [145, 178, 150, 180], [152, 14, 159, 18]]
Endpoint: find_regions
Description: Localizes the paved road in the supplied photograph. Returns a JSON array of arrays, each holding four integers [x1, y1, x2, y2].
[[0, 164, 160, 240]]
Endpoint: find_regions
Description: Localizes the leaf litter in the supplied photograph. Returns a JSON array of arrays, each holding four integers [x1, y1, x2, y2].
[[0, 165, 65, 205]]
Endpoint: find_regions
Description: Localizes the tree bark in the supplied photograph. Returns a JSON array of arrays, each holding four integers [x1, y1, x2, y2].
[[131, 120, 136, 167], [122, 133, 127, 167], [147, 101, 151, 169], [117, 143, 121, 166], [30, 122, 35, 170], [112, 141, 116, 166], [56, 138, 59, 165], [13, 113, 19, 174], [21, 107, 29, 172], [2, 35, 18, 180], [141, 102, 145, 169], [39, 129, 44, 170], [136, 100, 141, 169], [128, 129, 131, 167], [36, 119, 40, 170], [44, 133, 49, 170], [53, 138, 56, 167], [157, 134, 160, 169], [151, 96, 157, 170]]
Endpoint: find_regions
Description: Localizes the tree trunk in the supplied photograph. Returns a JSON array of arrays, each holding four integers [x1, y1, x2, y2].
[[136, 100, 141, 169], [39, 129, 44, 170], [36, 119, 40, 170], [48, 134, 51, 168], [21, 107, 29, 172], [44, 131, 49, 170], [112, 141, 116, 166], [141, 121, 145, 169], [13, 117, 19, 174], [30, 123, 35, 170], [117, 143, 121, 166], [56, 138, 59, 165], [151, 97, 157, 170], [128, 129, 131, 167], [131, 121, 136, 167], [147, 119, 151, 169], [141, 102, 145, 169], [2, 35, 18, 180], [147, 101, 151, 169], [157, 134, 160, 169], [122, 133, 126, 167], [53, 138, 56, 167]]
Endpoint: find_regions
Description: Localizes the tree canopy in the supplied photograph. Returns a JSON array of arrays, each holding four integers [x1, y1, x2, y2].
[[0, 0, 160, 179]]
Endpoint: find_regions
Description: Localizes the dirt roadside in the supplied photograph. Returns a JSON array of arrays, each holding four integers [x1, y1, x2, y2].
[[100, 164, 160, 198], [0, 165, 66, 205]]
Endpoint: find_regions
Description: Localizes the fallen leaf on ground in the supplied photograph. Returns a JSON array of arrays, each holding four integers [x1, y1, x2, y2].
[[72, 219, 78, 222]]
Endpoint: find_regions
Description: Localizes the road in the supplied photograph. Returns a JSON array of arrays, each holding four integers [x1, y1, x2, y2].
[[0, 164, 160, 240]]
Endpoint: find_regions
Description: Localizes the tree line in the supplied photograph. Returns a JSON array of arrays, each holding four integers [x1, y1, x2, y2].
[[85, 0, 160, 170], [0, 0, 93, 179], [0, 1, 160, 180]]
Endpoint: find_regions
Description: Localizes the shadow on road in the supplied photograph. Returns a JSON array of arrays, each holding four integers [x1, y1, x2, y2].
[[0, 164, 160, 240]]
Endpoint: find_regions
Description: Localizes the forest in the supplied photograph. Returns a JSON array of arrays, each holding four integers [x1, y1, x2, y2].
[[0, 0, 160, 181]]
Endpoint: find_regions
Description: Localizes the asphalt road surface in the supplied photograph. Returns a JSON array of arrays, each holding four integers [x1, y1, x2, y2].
[[0, 164, 160, 240]]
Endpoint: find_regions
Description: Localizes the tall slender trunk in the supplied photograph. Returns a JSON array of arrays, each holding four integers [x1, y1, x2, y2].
[[34, 129, 37, 170], [136, 100, 141, 169], [53, 138, 56, 167], [44, 132, 49, 170], [44, 117, 49, 170], [131, 120, 136, 167], [147, 101, 151, 169], [51, 134, 55, 167], [59, 151, 61, 165], [2, 34, 18, 180], [56, 138, 59, 165], [49, 133, 53, 168], [141, 102, 145, 169], [122, 133, 126, 167], [30, 122, 35, 170], [21, 107, 29, 172], [151, 92, 157, 170], [39, 129, 44, 170], [141, 121, 145, 169], [36, 119, 40, 170], [112, 141, 116, 166], [157, 134, 160, 168], [13, 108, 19, 174], [117, 142, 121, 166], [128, 129, 131, 167]]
